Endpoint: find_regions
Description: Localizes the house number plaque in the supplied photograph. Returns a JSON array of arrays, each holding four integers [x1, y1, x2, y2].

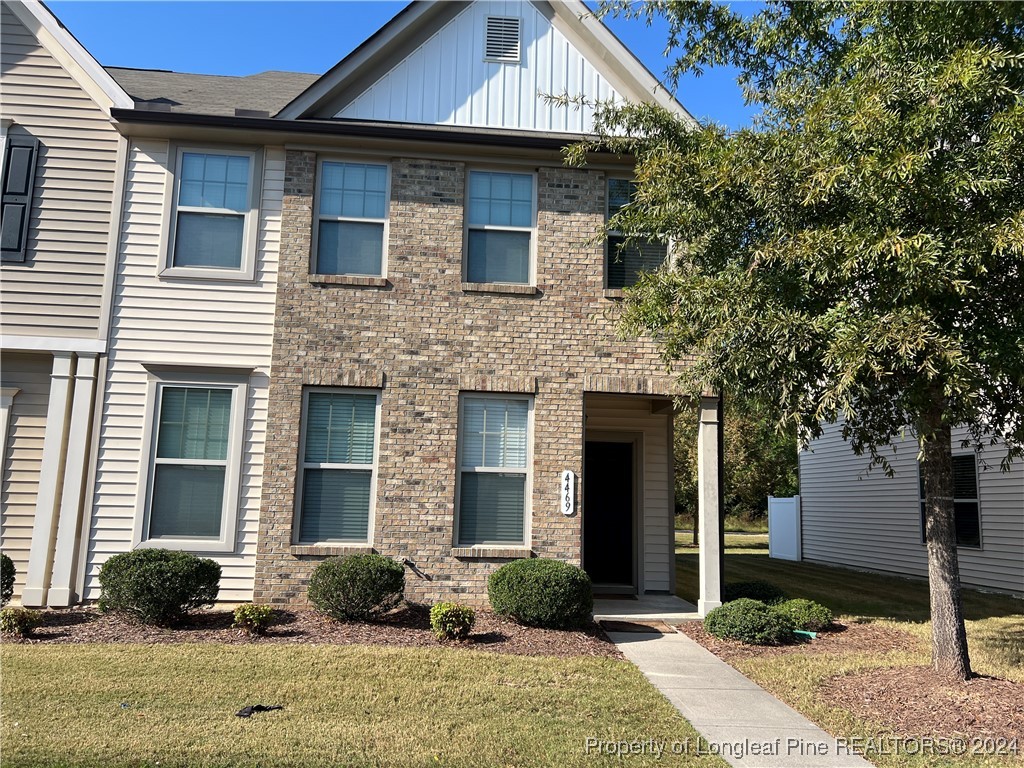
[[560, 470, 576, 516]]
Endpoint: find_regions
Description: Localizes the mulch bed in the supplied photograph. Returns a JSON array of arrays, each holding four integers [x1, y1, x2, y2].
[[821, 666, 1024, 743], [675, 618, 923, 662], [4, 604, 623, 659]]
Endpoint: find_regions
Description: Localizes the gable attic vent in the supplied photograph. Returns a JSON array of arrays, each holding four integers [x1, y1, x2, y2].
[[484, 16, 521, 63]]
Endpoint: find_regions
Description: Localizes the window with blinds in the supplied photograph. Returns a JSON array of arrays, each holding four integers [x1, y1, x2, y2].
[[148, 386, 233, 540], [173, 151, 253, 270], [457, 396, 530, 546], [606, 178, 668, 289], [297, 390, 378, 543], [466, 170, 534, 284], [315, 161, 388, 276], [484, 16, 521, 63], [919, 454, 982, 548]]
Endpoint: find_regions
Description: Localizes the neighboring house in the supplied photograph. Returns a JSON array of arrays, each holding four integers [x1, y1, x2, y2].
[[799, 423, 1024, 596], [0, 0, 132, 606], [1, 0, 729, 613]]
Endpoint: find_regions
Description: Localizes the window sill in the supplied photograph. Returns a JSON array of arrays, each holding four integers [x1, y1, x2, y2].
[[290, 544, 375, 557], [158, 267, 255, 283], [461, 282, 537, 296], [603, 288, 625, 300], [309, 274, 389, 288], [451, 546, 532, 559]]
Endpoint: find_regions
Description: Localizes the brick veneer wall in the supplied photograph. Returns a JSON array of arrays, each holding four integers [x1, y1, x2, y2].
[[254, 151, 677, 606]]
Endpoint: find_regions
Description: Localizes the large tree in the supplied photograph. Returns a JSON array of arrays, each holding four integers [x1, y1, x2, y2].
[[568, 1, 1024, 681]]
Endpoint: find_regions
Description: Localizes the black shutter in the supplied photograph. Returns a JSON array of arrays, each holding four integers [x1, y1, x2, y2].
[[1, 136, 39, 262]]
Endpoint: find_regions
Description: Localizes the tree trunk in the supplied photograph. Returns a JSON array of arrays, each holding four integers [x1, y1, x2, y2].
[[919, 401, 973, 681]]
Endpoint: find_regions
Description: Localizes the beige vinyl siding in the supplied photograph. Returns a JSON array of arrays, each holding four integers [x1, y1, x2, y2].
[[0, 5, 118, 339], [84, 139, 282, 602], [585, 395, 673, 592], [0, 352, 51, 600], [800, 421, 1024, 595]]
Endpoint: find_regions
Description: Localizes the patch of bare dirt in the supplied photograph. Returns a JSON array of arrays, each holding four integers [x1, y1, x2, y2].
[[822, 666, 1024, 743], [5, 604, 622, 659], [675, 618, 923, 662]]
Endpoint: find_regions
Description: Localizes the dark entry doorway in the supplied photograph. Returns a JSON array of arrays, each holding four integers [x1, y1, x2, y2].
[[583, 439, 636, 593]]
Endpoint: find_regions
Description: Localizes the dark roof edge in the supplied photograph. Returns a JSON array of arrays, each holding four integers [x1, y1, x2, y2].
[[108, 108, 611, 151]]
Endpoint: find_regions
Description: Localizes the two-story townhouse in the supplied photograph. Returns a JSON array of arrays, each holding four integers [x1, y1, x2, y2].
[[0, 0, 132, 607]]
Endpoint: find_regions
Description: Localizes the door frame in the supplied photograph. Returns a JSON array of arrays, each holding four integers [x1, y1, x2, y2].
[[583, 430, 643, 595]]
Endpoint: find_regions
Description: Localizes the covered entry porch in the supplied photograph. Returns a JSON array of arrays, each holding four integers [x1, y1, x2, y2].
[[582, 393, 723, 617]]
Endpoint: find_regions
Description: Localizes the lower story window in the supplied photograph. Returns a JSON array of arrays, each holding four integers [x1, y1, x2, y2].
[[297, 389, 379, 544], [457, 395, 531, 546], [920, 454, 982, 548]]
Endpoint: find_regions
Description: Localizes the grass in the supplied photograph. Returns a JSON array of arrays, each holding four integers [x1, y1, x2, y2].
[[0, 644, 727, 768], [675, 513, 769, 534], [676, 539, 1024, 767]]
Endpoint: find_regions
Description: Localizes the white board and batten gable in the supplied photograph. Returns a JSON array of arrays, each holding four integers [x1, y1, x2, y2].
[[278, 0, 693, 133]]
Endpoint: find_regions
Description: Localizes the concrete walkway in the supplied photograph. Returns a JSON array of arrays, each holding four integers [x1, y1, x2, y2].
[[605, 629, 873, 767]]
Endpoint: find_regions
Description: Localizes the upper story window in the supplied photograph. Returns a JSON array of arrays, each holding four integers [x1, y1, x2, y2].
[[606, 178, 668, 290], [919, 454, 982, 549], [465, 170, 534, 285], [163, 146, 260, 281], [314, 161, 389, 277]]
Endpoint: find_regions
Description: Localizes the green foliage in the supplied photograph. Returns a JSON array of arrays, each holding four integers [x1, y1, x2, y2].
[[307, 554, 405, 622], [1, 553, 15, 607], [704, 598, 795, 645], [97, 549, 221, 626], [773, 599, 835, 631], [488, 559, 593, 629], [430, 602, 476, 642], [0, 607, 43, 636], [724, 580, 787, 605], [232, 603, 274, 635]]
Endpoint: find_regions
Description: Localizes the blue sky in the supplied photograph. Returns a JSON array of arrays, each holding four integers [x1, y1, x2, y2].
[[49, 1, 756, 129]]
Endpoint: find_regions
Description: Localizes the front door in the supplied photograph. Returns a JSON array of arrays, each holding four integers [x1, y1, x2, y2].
[[583, 440, 636, 593]]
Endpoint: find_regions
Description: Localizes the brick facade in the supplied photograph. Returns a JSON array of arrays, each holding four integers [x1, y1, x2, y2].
[[254, 149, 676, 606]]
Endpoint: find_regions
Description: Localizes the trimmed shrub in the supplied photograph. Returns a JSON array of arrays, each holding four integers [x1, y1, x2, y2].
[[233, 603, 274, 635], [0, 606, 43, 636], [430, 602, 476, 642], [488, 558, 593, 629], [307, 554, 405, 621], [1, 553, 14, 607], [773, 598, 834, 631], [723, 580, 787, 605], [97, 549, 221, 626], [704, 598, 795, 645]]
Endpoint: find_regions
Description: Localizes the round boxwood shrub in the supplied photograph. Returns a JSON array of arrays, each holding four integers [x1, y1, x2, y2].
[[773, 598, 834, 631], [307, 554, 405, 621], [704, 598, 795, 645], [488, 558, 593, 629], [0, 606, 43, 636], [723, 580, 787, 605], [97, 549, 221, 626], [232, 603, 274, 636], [430, 601, 476, 642], [1, 553, 15, 607]]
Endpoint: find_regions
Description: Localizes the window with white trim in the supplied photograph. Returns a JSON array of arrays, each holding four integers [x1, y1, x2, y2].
[[606, 178, 668, 289], [314, 161, 389, 276], [139, 374, 248, 552], [919, 454, 982, 549], [465, 170, 534, 284], [164, 147, 259, 279], [296, 389, 379, 544], [456, 395, 531, 546]]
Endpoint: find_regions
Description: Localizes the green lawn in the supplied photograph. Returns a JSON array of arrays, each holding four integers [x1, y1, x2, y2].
[[0, 644, 727, 768], [676, 537, 1024, 767]]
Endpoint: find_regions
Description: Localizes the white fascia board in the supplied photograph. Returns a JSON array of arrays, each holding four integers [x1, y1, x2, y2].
[[1, 334, 107, 354], [4, 0, 133, 114]]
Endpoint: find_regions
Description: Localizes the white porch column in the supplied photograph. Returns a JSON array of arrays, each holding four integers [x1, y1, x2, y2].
[[48, 353, 98, 607], [697, 394, 724, 616], [22, 352, 74, 607], [0, 387, 20, 476]]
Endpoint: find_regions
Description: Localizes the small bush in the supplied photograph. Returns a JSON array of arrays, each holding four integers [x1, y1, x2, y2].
[[430, 602, 476, 641], [97, 549, 221, 626], [723, 580, 787, 605], [307, 554, 405, 621], [1, 553, 15, 607], [233, 603, 274, 635], [704, 598, 795, 645], [488, 558, 593, 629], [0, 606, 43, 636], [773, 598, 834, 631]]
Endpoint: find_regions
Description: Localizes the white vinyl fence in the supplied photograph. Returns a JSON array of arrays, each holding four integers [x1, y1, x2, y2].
[[768, 495, 801, 561]]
